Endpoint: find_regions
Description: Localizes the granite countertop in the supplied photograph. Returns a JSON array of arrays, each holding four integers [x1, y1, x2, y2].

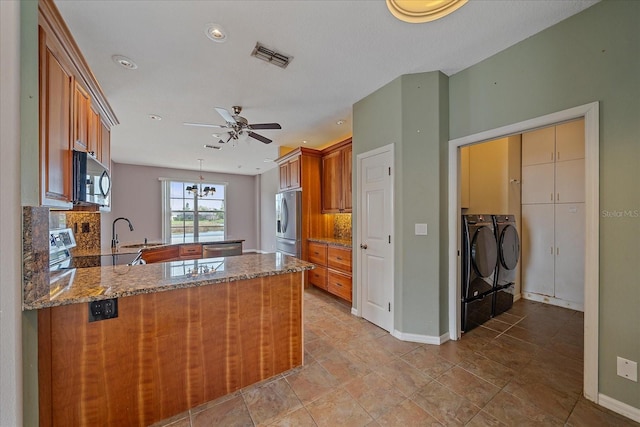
[[26, 253, 314, 310], [307, 237, 352, 248]]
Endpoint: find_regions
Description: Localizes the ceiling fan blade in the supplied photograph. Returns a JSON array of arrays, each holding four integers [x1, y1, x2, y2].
[[248, 131, 272, 144], [183, 122, 227, 129], [249, 123, 282, 130], [215, 107, 236, 124]]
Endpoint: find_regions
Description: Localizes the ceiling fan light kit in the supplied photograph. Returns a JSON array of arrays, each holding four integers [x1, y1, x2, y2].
[[184, 105, 281, 145], [386, 0, 468, 23], [251, 42, 292, 69]]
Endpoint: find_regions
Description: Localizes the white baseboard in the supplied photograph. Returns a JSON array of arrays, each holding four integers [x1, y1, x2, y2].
[[598, 393, 640, 423], [392, 330, 450, 345], [514, 292, 522, 302], [350, 307, 359, 316], [522, 292, 584, 312]]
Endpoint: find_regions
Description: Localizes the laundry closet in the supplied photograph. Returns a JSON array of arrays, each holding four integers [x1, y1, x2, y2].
[[460, 118, 585, 327]]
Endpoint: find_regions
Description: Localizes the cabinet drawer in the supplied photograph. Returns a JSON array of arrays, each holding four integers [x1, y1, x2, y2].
[[179, 244, 203, 257], [308, 242, 327, 265], [327, 270, 352, 302], [308, 266, 328, 290], [327, 246, 352, 272]]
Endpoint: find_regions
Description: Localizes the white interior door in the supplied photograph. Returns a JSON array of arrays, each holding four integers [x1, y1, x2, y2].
[[358, 146, 393, 332]]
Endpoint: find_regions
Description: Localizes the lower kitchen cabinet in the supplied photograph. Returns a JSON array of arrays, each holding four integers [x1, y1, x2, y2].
[[307, 240, 352, 302]]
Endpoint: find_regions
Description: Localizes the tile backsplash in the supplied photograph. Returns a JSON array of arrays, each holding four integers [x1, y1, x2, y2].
[[333, 213, 352, 240]]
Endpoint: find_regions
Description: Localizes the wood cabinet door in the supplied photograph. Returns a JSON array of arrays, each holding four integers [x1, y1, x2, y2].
[[141, 246, 180, 264], [322, 150, 342, 212], [279, 163, 290, 190], [554, 203, 585, 304], [555, 159, 585, 203], [341, 146, 352, 212], [555, 119, 585, 162], [88, 105, 101, 159], [307, 242, 327, 266], [308, 266, 328, 290], [100, 120, 111, 170], [521, 203, 555, 297], [73, 82, 90, 152], [327, 246, 352, 273], [521, 163, 555, 204], [522, 126, 555, 166], [288, 156, 301, 189], [40, 25, 73, 207], [327, 270, 352, 302]]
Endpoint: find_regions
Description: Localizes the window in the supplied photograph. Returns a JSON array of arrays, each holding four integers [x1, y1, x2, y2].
[[162, 180, 226, 244]]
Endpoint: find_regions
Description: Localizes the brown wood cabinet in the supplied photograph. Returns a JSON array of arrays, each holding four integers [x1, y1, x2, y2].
[[178, 243, 203, 260], [278, 155, 301, 190], [307, 241, 352, 302], [39, 19, 73, 208], [38, 0, 118, 209], [140, 245, 180, 264], [275, 148, 323, 262], [322, 138, 352, 213], [72, 82, 90, 152], [100, 119, 111, 170]]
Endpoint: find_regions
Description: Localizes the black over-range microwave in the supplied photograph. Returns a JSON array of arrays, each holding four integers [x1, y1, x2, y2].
[[72, 150, 111, 207]]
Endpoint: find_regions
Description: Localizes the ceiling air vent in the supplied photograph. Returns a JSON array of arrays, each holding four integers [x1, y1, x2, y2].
[[251, 43, 292, 69]]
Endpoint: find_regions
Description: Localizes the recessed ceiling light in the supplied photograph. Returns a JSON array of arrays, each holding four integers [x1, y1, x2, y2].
[[205, 23, 227, 43], [386, 0, 468, 23], [263, 158, 273, 163], [336, 120, 345, 125], [302, 140, 308, 144], [112, 55, 138, 70], [148, 114, 162, 121]]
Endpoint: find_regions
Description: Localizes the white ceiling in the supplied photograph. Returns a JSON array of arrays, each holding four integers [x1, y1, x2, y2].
[[54, 0, 598, 176]]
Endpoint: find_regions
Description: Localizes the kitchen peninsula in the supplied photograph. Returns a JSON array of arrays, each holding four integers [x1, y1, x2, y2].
[[27, 253, 312, 426]]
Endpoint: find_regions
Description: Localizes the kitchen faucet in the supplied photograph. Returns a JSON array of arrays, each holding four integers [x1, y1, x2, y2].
[[111, 217, 134, 249]]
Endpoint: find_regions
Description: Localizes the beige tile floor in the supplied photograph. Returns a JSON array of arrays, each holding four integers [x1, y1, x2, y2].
[[152, 287, 639, 426]]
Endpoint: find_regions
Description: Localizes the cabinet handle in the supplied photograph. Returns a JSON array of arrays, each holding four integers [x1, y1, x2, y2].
[[335, 282, 342, 287], [551, 193, 553, 202], [336, 257, 342, 261], [557, 151, 560, 161], [557, 193, 560, 201], [557, 247, 560, 255], [551, 246, 554, 255], [551, 152, 554, 161]]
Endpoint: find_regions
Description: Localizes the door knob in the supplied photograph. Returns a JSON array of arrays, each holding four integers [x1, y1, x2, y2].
[[360, 244, 368, 250]]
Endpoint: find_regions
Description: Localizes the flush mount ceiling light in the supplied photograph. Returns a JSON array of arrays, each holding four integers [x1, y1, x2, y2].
[[336, 120, 345, 125], [205, 23, 227, 43], [386, 0, 467, 23], [112, 54, 138, 69], [204, 144, 221, 150], [148, 114, 162, 121]]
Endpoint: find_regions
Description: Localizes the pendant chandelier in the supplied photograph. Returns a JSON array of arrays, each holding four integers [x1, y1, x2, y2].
[[186, 159, 216, 197]]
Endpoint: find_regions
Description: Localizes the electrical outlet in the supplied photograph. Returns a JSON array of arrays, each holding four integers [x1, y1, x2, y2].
[[89, 298, 118, 322], [617, 357, 638, 382], [415, 223, 428, 236]]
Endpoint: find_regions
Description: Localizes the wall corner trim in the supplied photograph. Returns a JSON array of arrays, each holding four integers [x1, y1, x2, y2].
[[392, 330, 450, 345]]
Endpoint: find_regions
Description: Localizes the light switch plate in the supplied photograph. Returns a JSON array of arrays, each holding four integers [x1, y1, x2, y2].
[[617, 356, 638, 382], [415, 223, 428, 236]]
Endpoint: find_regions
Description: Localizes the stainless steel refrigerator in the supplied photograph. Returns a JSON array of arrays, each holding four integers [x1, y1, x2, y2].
[[275, 191, 302, 257]]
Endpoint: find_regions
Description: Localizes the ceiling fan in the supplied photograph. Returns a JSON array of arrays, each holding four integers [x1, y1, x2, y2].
[[184, 106, 281, 144]]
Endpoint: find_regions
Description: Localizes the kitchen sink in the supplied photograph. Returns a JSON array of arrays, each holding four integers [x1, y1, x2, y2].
[[120, 242, 165, 249]]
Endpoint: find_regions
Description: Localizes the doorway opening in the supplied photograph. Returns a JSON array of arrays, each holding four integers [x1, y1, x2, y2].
[[447, 102, 599, 402]]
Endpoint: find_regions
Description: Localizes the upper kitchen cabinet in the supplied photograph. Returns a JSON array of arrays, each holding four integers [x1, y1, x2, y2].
[[38, 0, 118, 208], [72, 82, 90, 152], [321, 138, 352, 213], [39, 19, 73, 208], [278, 154, 301, 191]]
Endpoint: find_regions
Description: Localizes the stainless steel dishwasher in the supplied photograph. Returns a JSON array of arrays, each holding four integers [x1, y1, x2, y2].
[[202, 241, 243, 258]]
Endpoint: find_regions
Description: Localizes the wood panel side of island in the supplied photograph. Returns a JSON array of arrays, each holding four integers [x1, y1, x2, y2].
[[38, 273, 303, 426]]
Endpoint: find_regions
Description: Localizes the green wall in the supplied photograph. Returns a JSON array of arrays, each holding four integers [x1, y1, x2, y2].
[[353, 0, 638, 411], [450, 0, 639, 409], [353, 72, 449, 337]]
